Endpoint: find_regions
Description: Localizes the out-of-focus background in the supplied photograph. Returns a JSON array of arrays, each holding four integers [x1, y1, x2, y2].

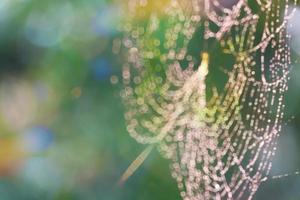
[[0, 0, 300, 199]]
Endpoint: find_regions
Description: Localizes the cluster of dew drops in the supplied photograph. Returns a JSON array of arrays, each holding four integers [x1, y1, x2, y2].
[[112, 0, 299, 199]]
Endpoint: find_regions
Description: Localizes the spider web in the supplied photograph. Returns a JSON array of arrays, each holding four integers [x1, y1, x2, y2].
[[119, 0, 298, 199]]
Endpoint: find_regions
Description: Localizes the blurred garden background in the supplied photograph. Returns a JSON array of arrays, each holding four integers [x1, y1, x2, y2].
[[0, 0, 300, 199]]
